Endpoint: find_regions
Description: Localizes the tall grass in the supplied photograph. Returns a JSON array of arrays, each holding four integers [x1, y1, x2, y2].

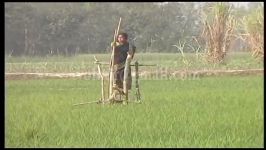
[[5, 52, 263, 73], [5, 75, 264, 147]]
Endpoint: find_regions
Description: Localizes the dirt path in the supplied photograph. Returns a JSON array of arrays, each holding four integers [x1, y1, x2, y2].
[[5, 69, 263, 80]]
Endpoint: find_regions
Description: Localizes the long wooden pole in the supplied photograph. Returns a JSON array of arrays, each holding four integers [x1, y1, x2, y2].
[[108, 29, 116, 98], [94, 63, 156, 66], [73, 100, 99, 106], [108, 17, 122, 98]]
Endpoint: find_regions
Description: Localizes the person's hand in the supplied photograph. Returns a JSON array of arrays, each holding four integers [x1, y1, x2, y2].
[[111, 41, 119, 47], [111, 42, 116, 47], [127, 52, 132, 59]]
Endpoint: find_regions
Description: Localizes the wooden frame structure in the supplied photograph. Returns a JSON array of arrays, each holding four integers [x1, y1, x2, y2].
[[73, 18, 155, 106], [73, 58, 154, 106]]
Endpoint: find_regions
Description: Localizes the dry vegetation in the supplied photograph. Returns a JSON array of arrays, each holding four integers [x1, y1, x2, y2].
[[240, 5, 264, 61], [201, 3, 236, 63]]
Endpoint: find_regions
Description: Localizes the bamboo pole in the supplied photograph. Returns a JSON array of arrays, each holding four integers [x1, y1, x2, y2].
[[73, 99, 113, 106], [108, 17, 122, 98], [73, 100, 99, 106], [93, 62, 156, 66], [108, 29, 116, 98]]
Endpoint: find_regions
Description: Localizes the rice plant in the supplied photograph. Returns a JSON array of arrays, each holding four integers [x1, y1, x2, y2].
[[5, 76, 264, 147]]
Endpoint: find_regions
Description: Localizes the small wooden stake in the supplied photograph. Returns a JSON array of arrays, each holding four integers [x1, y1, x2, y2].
[[94, 56, 105, 103], [123, 56, 132, 104], [135, 61, 141, 101]]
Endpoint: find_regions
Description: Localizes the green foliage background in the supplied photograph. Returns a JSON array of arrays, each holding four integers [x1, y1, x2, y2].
[[5, 2, 263, 56]]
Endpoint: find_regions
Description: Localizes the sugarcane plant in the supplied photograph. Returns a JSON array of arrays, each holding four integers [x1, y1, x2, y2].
[[201, 2, 236, 64], [239, 4, 264, 61]]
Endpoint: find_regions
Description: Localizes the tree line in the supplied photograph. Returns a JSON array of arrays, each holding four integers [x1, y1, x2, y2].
[[5, 2, 262, 56]]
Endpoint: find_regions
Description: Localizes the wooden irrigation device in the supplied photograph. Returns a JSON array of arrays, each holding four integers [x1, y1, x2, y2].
[[73, 17, 156, 106]]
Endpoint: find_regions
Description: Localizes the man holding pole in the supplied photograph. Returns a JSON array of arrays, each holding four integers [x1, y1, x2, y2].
[[111, 32, 136, 99]]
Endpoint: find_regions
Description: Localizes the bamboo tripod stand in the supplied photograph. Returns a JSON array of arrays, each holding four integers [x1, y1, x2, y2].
[[73, 58, 144, 106], [73, 18, 155, 106]]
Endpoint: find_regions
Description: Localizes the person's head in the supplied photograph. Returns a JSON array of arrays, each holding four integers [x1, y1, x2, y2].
[[117, 32, 128, 44]]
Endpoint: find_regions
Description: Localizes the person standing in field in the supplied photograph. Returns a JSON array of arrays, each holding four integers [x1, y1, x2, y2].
[[111, 32, 136, 96]]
